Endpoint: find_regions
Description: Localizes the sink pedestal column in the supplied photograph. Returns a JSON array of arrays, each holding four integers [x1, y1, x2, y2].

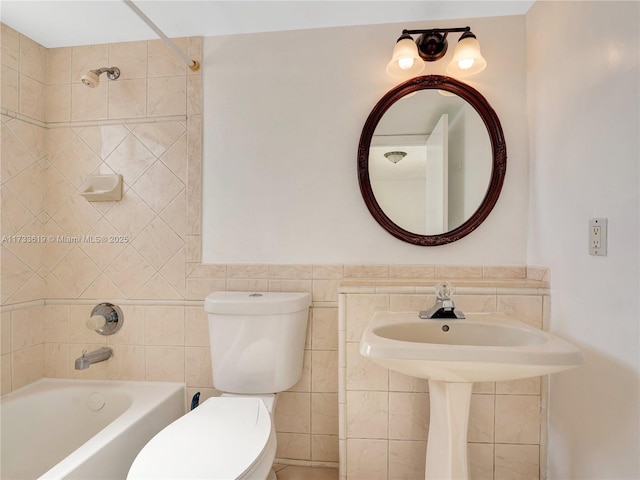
[[425, 380, 473, 480]]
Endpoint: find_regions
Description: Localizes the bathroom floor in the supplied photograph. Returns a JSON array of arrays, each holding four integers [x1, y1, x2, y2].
[[274, 465, 338, 480]]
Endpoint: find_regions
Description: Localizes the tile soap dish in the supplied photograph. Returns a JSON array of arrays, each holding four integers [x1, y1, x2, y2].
[[80, 174, 123, 202]]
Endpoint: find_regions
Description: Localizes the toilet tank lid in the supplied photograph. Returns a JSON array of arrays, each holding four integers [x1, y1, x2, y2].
[[205, 291, 311, 315]]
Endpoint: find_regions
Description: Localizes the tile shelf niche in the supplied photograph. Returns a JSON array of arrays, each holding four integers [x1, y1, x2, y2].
[[337, 274, 550, 480]]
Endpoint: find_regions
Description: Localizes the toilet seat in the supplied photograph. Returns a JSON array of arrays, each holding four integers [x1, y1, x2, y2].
[[127, 397, 274, 480]]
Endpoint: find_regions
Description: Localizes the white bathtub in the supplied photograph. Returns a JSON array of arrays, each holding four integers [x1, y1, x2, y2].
[[1, 378, 186, 479]]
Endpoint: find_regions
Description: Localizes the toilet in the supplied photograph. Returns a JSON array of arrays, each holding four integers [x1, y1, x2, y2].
[[127, 291, 311, 480]]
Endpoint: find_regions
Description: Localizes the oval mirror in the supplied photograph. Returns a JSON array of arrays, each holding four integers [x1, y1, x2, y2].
[[358, 75, 506, 246]]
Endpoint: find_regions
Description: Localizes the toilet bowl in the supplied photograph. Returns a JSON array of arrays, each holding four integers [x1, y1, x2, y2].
[[127, 396, 277, 480], [127, 291, 311, 480]]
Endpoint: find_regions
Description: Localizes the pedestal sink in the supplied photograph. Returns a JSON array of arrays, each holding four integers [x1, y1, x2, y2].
[[360, 312, 584, 480]]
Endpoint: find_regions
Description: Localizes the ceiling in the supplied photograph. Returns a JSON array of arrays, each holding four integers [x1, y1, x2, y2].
[[1, 1, 534, 49]]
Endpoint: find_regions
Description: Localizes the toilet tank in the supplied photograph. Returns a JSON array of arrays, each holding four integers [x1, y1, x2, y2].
[[204, 291, 311, 394]]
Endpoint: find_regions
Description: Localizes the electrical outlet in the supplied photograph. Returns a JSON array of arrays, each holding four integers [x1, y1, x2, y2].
[[589, 218, 608, 256]]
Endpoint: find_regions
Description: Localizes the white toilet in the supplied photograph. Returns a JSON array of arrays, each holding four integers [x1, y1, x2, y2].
[[127, 291, 311, 480]]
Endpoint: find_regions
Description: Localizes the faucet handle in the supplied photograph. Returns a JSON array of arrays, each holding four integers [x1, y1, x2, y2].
[[87, 315, 107, 331], [435, 281, 455, 300]]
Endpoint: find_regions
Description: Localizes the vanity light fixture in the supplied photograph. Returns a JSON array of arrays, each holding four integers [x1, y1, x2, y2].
[[386, 27, 486, 78], [384, 151, 407, 164]]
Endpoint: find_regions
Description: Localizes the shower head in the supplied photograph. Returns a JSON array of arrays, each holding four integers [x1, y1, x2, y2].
[[81, 67, 120, 88]]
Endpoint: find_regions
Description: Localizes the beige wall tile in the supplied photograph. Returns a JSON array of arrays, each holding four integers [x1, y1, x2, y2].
[[346, 439, 388, 480], [483, 265, 527, 279], [105, 134, 156, 184], [469, 394, 495, 443], [145, 305, 184, 346], [103, 190, 155, 239], [12, 344, 43, 388], [495, 395, 541, 444], [109, 41, 147, 79], [227, 263, 269, 279], [107, 344, 145, 380], [497, 295, 543, 328], [147, 76, 186, 116], [185, 305, 208, 347], [434, 265, 483, 279], [109, 78, 146, 118], [313, 265, 343, 279], [389, 392, 429, 441], [388, 440, 426, 480], [496, 376, 541, 395], [145, 345, 184, 382], [47, 47, 72, 84], [389, 264, 436, 279], [276, 432, 311, 461], [71, 82, 107, 121], [312, 350, 338, 393], [43, 304, 69, 343], [495, 444, 540, 480], [343, 265, 388, 278], [345, 294, 389, 342], [346, 391, 388, 438], [389, 371, 429, 393], [1, 65, 19, 112], [45, 84, 71, 122], [185, 346, 213, 387], [44, 342, 69, 378], [311, 434, 339, 463], [148, 38, 187, 77], [289, 350, 311, 393], [11, 306, 44, 349], [1, 312, 12, 355], [19, 33, 47, 82], [468, 443, 494, 480], [0, 353, 12, 395], [311, 392, 339, 435], [1, 23, 20, 69], [313, 279, 340, 302], [312, 307, 338, 350], [275, 391, 311, 433], [346, 342, 387, 391], [19, 75, 45, 120], [79, 124, 129, 160]]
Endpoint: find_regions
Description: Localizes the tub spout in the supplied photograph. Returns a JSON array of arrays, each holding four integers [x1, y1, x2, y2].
[[75, 347, 113, 370]]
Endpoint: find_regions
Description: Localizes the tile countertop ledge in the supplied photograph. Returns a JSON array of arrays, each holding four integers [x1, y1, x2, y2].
[[338, 278, 550, 295]]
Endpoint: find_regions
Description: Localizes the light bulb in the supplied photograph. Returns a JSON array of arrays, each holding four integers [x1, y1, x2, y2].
[[457, 58, 475, 70], [398, 57, 415, 70]]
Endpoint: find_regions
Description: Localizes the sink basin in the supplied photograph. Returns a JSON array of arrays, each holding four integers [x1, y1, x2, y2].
[[360, 312, 584, 382]]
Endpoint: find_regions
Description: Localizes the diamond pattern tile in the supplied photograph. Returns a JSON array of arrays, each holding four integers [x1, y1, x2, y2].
[[132, 217, 183, 269], [104, 245, 155, 297], [105, 134, 156, 185], [133, 121, 185, 158], [50, 246, 101, 297], [52, 136, 102, 188], [132, 160, 184, 213]]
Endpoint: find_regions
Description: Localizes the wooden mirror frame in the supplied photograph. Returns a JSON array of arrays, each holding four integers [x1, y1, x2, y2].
[[357, 75, 507, 246]]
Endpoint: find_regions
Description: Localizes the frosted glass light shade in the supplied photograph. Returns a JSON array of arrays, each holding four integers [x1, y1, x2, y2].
[[446, 35, 487, 77], [386, 37, 425, 78]]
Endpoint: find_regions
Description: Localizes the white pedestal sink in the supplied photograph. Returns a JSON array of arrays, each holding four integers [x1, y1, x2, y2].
[[360, 312, 584, 480]]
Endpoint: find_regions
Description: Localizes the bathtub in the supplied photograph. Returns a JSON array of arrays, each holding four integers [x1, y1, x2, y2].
[[1, 378, 186, 479]]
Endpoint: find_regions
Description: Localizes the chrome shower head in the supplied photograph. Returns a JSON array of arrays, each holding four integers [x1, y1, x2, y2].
[[81, 67, 120, 88]]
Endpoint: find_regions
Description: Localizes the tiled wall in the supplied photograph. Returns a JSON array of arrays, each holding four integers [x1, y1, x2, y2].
[[0, 24, 341, 466], [338, 271, 551, 480]]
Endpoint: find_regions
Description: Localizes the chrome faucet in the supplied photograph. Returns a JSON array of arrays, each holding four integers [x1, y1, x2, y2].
[[419, 281, 465, 319], [75, 347, 113, 370]]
